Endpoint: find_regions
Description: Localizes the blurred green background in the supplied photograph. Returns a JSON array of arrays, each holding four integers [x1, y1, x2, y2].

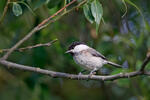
[[0, 0, 150, 100]]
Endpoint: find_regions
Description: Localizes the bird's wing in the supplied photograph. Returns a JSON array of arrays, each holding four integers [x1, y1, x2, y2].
[[87, 48, 107, 60]]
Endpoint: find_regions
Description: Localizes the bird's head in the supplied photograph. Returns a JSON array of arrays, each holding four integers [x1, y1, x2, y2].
[[66, 42, 89, 55]]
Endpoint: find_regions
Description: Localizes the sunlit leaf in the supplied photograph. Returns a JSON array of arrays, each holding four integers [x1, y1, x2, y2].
[[91, 0, 103, 34], [12, 2, 22, 16], [83, 4, 94, 23]]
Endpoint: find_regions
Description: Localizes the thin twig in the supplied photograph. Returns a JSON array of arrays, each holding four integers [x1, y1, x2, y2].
[[37, 0, 77, 28], [0, 0, 10, 25], [40, 0, 87, 30], [0, 39, 57, 53], [2, 0, 77, 60], [0, 53, 150, 81], [140, 53, 150, 71]]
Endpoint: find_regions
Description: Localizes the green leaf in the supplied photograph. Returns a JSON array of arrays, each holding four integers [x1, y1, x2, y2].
[[91, 0, 103, 34], [83, 4, 94, 23], [12, 2, 22, 16]]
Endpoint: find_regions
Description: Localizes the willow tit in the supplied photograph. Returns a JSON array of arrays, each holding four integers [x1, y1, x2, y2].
[[66, 42, 122, 75]]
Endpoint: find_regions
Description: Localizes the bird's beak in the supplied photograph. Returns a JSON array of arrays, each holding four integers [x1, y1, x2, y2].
[[65, 50, 73, 53]]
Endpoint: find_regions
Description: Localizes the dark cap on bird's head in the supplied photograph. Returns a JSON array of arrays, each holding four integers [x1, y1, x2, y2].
[[66, 42, 85, 54], [68, 42, 85, 50]]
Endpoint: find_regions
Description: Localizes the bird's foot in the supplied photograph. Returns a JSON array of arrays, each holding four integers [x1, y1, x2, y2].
[[88, 68, 97, 78], [78, 72, 83, 80], [88, 71, 96, 78]]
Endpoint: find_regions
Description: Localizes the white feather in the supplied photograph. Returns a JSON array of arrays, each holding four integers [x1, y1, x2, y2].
[[73, 44, 89, 52]]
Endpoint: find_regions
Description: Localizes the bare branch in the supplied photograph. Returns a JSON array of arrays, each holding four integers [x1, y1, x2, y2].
[[0, 54, 150, 81], [2, 0, 78, 60], [140, 53, 150, 71], [0, 39, 57, 53], [38, 0, 87, 30], [0, 0, 10, 25], [37, 0, 77, 28], [0, 60, 142, 81]]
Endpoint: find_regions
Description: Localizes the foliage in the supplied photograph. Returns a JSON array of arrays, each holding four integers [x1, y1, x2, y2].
[[0, 0, 150, 100], [83, 0, 103, 34]]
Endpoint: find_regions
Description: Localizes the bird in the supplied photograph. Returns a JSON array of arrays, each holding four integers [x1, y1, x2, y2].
[[66, 42, 122, 75]]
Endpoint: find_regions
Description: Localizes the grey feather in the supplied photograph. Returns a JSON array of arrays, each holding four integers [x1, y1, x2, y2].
[[107, 61, 122, 68], [87, 48, 122, 68], [87, 48, 107, 60]]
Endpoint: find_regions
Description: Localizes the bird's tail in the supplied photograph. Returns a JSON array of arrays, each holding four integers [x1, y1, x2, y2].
[[107, 61, 122, 68]]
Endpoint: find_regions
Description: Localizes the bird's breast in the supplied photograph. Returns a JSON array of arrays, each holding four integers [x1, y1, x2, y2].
[[73, 53, 106, 70]]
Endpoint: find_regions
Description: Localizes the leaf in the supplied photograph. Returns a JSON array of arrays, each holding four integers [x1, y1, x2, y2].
[[83, 4, 94, 23], [12, 2, 22, 16], [91, 0, 103, 34]]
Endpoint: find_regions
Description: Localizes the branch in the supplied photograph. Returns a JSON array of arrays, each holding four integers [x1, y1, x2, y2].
[[2, 0, 78, 60], [0, 39, 57, 53], [140, 53, 150, 71], [0, 60, 142, 81], [0, 0, 10, 25], [0, 54, 150, 81], [39, 0, 87, 30], [1, 0, 149, 81]]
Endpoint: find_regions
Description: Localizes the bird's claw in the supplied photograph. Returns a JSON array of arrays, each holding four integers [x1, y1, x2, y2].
[[78, 72, 83, 80], [88, 71, 96, 78]]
